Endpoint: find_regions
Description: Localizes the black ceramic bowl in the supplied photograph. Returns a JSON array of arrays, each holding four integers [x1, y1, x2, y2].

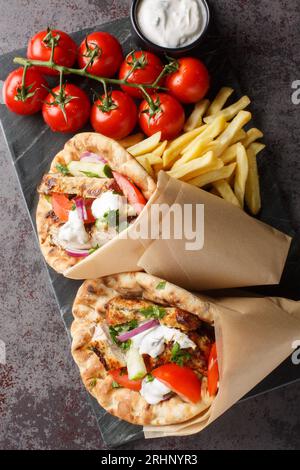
[[130, 0, 211, 57]]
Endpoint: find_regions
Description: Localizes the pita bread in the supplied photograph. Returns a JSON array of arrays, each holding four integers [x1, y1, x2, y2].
[[36, 133, 156, 274], [71, 272, 216, 426]]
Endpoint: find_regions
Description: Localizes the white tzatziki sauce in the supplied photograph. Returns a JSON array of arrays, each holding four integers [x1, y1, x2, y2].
[[57, 209, 92, 250], [132, 324, 196, 358], [91, 191, 136, 220], [137, 0, 207, 49], [141, 377, 171, 405]]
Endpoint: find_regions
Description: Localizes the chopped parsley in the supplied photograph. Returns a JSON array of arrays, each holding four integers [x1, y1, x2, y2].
[[102, 209, 119, 228], [145, 374, 154, 383], [139, 305, 166, 320], [171, 342, 191, 367], [55, 163, 69, 175], [89, 378, 97, 389], [156, 281, 166, 290], [89, 244, 100, 255], [109, 320, 138, 351], [103, 164, 113, 178], [112, 381, 122, 389]]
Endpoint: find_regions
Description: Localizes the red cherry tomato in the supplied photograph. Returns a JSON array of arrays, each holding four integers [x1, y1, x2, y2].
[[139, 93, 185, 140], [109, 369, 142, 392], [90, 90, 138, 140], [207, 342, 219, 397], [112, 171, 147, 214], [78, 32, 123, 78], [52, 193, 73, 222], [152, 363, 202, 404], [119, 51, 164, 99], [27, 29, 77, 76], [166, 57, 210, 104], [42, 84, 90, 133], [3, 67, 48, 115]]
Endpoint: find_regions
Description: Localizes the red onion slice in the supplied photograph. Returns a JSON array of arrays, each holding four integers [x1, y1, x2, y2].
[[117, 319, 159, 342], [80, 151, 107, 163], [75, 198, 88, 221], [65, 248, 90, 258]]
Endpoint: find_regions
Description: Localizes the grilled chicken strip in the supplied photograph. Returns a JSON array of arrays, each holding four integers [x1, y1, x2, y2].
[[89, 322, 126, 370], [106, 296, 201, 332], [38, 173, 113, 198]]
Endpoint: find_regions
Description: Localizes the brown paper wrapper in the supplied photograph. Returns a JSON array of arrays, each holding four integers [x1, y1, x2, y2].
[[65, 172, 291, 290], [144, 294, 300, 438]]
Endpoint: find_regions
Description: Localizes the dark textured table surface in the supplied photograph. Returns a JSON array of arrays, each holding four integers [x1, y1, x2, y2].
[[0, 0, 300, 450]]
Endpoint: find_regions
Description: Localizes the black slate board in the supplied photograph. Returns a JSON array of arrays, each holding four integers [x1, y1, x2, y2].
[[0, 16, 299, 448]]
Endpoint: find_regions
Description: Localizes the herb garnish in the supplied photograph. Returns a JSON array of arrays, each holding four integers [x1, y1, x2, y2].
[[109, 320, 138, 351], [156, 281, 166, 290], [112, 381, 122, 389], [139, 305, 166, 320], [89, 244, 100, 255], [103, 164, 113, 178], [145, 374, 154, 383], [171, 342, 191, 367], [56, 163, 69, 175], [89, 378, 97, 389], [102, 209, 119, 228]]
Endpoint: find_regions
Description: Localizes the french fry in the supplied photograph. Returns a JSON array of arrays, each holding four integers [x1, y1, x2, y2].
[[136, 156, 154, 177], [241, 128, 264, 148], [234, 144, 249, 207], [245, 144, 261, 215], [188, 162, 237, 188], [220, 143, 239, 164], [184, 99, 210, 132], [230, 129, 247, 144], [221, 139, 265, 165], [204, 96, 251, 124], [251, 142, 266, 155], [206, 87, 234, 116], [128, 132, 161, 156], [213, 179, 241, 207], [139, 153, 162, 166], [214, 111, 252, 157], [118, 133, 144, 148], [162, 125, 207, 169], [173, 116, 227, 167], [167, 151, 223, 181], [153, 140, 168, 157]]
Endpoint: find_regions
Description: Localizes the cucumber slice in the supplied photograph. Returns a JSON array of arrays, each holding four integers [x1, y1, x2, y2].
[[127, 346, 147, 381], [68, 161, 113, 178]]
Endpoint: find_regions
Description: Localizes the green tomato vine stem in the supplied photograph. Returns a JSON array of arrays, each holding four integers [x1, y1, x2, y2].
[[13, 56, 167, 92]]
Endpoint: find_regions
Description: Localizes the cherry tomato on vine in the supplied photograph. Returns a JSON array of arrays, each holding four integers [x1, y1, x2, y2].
[[139, 92, 185, 140], [166, 57, 210, 104], [119, 50, 164, 99], [27, 29, 77, 76], [78, 32, 123, 78], [3, 67, 48, 115], [90, 90, 137, 140], [42, 83, 90, 133]]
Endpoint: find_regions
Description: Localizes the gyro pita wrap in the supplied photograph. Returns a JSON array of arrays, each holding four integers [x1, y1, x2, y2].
[[36, 132, 156, 274], [71, 272, 300, 433]]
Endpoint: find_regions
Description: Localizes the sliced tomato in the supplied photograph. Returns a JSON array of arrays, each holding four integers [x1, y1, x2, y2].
[[112, 171, 147, 215], [109, 369, 142, 392], [152, 363, 202, 404], [207, 342, 219, 397], [52, 193, 73, 222]]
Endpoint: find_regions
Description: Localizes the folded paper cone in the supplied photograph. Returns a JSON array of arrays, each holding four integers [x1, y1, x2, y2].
[[65, 172, 292, 290], [144, 294, 300, 438]]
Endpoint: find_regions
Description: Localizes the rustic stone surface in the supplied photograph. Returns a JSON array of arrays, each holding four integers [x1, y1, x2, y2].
[[0, 0, 299, 450]]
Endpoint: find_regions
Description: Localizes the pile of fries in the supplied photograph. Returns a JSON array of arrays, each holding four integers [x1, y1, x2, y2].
[[119, 88, 265, 215]]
